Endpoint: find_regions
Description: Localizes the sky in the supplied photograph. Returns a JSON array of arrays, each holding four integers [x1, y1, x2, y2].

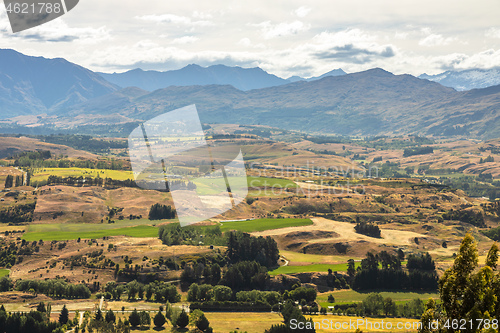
[[1, 0, 500, 78]]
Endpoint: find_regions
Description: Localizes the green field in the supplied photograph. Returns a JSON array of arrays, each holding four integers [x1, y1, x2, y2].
[[317, 289, 439, 308], [269, 262, 359, 276], [194, 176, 298, 195], [31, 167, 133, 182], [22, 220, 163, 241], [271, 261, 408, 275], [219, 218, 312, 233], [0, 269, 9, 278]]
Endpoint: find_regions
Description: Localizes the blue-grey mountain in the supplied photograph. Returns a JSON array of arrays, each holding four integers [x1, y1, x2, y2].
[[0, 48, 118, 118], [419, 68, 500, 91], [99, 64, 289, 91]]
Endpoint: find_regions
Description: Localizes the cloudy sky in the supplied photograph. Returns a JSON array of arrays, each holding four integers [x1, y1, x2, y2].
[[1, 0, 500, 78]]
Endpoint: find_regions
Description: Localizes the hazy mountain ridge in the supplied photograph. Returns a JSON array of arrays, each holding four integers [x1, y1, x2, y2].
[[419, 68, 500, 91], [63, 68, 500, 138], [99, 64, 290, 91], [3, 49, 500, 139], [0, 49, 119, 118]]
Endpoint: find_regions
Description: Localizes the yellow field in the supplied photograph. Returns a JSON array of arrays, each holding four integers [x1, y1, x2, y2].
[[31, 168, 133, 182]]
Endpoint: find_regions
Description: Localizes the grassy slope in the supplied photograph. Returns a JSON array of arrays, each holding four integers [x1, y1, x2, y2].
[[22, 219, 165, 241], [317, 289, 439, 308], [31, 167, 133, 182], [0, 269, 9, 278], [269, 262, 360, 275], [22, 225, 158, 241], [219, 218, 312, 233]]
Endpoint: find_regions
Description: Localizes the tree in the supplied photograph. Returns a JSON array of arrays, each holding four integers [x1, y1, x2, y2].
[[59, 305, 69, 325], [94, 308, 103, 321], [105, 309, 115, 323], [140, 311, 150, 328], [195, 312, 210, 331], [176, 309, 189, 328], [4, 175, 13, 188], [128, 309, 140, 327], [154, 311, 166, 328], [437, 233, 499, 332], [36, 302, 46, 312], [347, 259, 356, 279]]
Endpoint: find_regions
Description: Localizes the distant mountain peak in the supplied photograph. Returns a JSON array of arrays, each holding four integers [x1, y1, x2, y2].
[[99, 63, 289, 91], [419, 68, 500, 91]]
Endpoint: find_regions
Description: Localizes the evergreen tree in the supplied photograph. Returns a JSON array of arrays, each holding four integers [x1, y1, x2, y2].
[[105, 309, 115, 323], [433, 233, 499, 333], [94, 308, 103, 321], [59, 305, 69, 325], [195, 312, 210, 331], [4, 175, 13, 188], [176, 309, 189, 328], [154, 311, 166, 328], [128, 309, 140, 327], [36, 302, 46, 312]]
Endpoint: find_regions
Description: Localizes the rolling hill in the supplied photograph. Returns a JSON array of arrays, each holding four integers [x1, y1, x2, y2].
[[2, 49, 500, 138], [59, 68, 500, 138]]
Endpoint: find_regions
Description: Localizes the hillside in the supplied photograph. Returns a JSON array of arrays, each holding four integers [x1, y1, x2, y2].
[[54, 68, 500, 138], [99, 64, 290, 91], [0, 49, 118, 118]]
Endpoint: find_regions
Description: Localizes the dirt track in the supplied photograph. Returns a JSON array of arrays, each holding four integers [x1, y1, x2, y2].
[[251, 217, 427, 247]]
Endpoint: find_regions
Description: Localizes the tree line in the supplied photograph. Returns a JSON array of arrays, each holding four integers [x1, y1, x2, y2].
[[148, 203, 176, 220], [351, 251, 438, 291], [15, 278, 91, 299], [0, 202, 36, 224]]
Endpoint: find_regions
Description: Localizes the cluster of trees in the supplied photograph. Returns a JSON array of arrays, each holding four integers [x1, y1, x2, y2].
[[38, 175, 137, 189], [0, 241, 17, 268], [265, 300, 316, 333], [180, 259, 222, 285], [220, 261, 269, 290], [351, 251, 438, 291], [326, 269, 349, 289], [16, 279, 91, 299], [148, 203, 176, 220], [102, 280, 181, 303], [442, 208, 485, 227], [39, 135, 128, 154], [227, 231, 280, 268], [4, 174, 24, 188], [158, 223, 225, 246], [0, 201, 37, 223], [479, 155, 494, 163], [482, 225, 500, 241], [330, 294, 425, 318], [406, 253, 435, 271], [420, 233, 500, 333], [403, 146, 434, 157], [0, 306, 64, 333], [354, 221, 381, 238], [10, 149, 125, 170]]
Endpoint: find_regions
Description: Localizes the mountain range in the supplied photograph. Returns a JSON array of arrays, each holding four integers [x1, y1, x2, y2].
[[0, 49, 118, 119], [419, 68, 500, 91], [2, 48, 500, 139]]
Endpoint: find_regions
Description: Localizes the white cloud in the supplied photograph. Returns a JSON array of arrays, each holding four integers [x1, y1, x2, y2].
[[294, 6, 311, 18], [171, 36, 199, 44], [394, 32, 408, 40], [419, 33, 456, 47], [135, 14, 214, 27], [256, 20, 310, 39], [0, 14, 110, 43], [486, 27, 500, 39]]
